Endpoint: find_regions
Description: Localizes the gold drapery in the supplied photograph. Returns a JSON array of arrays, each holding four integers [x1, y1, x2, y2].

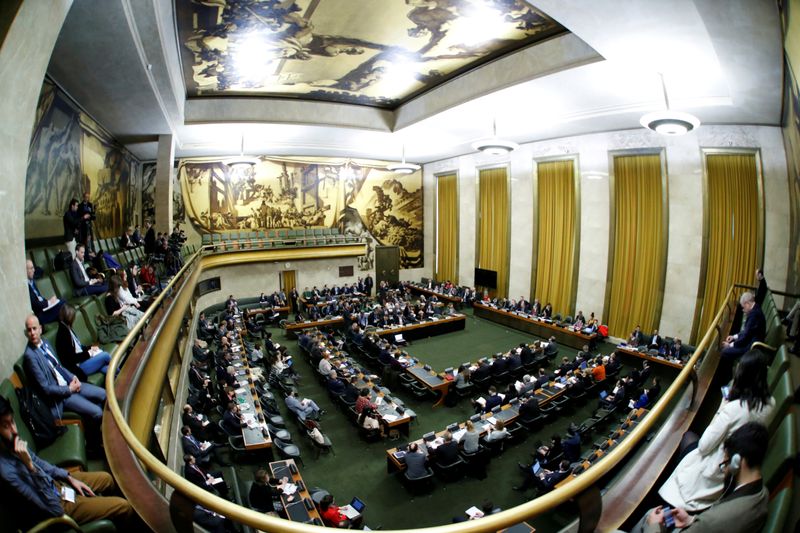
[[607, 154, 666, 337], [282, 270, 297, 311], [534, 159, 577, 316], [436, 173, 459, 283], [697, 153, 759, 336], [478, 167, 510, 298]]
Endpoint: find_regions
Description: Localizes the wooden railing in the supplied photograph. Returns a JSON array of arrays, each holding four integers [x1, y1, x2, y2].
[[103, 249, 739, 533]]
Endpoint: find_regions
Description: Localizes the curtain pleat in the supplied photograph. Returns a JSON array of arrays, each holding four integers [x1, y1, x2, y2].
[[534, 160, 576, 316], [283, 270, 297, 311], [478, 167, 510, 298], [607, 154, 665, 337], [697, 154, 759, 336], [436, 173, 458, 283]]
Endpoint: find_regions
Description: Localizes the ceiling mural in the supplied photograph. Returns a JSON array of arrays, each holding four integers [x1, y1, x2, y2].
[[175, 0, 565, 108]]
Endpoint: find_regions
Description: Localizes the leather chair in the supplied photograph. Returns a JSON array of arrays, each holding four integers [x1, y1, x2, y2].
[[274, 437, 303, 466], [433, 456, 465, 482], [402, 467, 435, 494]]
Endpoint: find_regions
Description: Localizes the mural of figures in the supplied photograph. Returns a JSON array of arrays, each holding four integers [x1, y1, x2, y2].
[[173, 167, 186, 225], [780, 0, 800, 294], [25, 79, 141, 240], [141, 162, 156, 222], [175, 0, 564, 107], [177, 156, 423, 268]]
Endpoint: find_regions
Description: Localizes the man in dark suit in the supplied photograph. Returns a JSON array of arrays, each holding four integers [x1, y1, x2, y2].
[[22, 315, 105, 424], [181, 426, 227, 466], [490, 353, 507, 376], [183, 454, 229, 497], [77, 192, 96, 250], [518, 396, 540, 421], [143, 220, 156, 255], [520, 344, 534, 366], [69, 245, 107, 296], [433, 432, 460, 465], [63, 198, 81, 258], [513, 459, 571, 492], [26, 260, 63, 325], [721, 291, 766, 361], [477, 386, 502, 414], [221, 403, 246, 435], [364, 274, 374, 297], [327, 371, 347, 396]]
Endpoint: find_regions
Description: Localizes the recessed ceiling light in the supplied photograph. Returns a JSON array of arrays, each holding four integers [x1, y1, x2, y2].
[[640, 73, 700, 136]]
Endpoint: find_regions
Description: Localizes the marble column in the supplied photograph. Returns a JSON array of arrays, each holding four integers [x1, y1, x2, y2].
[[154, 134, 175, 233], [0, 0, 72, 377]]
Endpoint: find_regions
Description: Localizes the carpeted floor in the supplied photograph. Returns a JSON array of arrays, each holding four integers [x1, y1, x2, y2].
[[229, 309, 678, 531]]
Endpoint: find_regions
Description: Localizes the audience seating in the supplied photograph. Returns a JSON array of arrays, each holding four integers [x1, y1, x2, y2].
[[0, 379, 87, 471], [199, 227, 364, 252]]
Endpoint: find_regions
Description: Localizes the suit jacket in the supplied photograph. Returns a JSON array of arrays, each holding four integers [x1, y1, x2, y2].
[[222, 410, 245, 434], [541, 469, 569, 491], [404, 451, 428, 479], [185, 462, 212, 489], [519, 399, 540, 421], [434, 441, 460, 465], [23, 341, 75, 419], [55, 323, 91, 379], [62, 210, 80, 242], [144, 228, 156, 254], [483, 394, 502, 413], [28, 281, 54, 317], [69, 260, 91, 290], [734, 305, 766, 349], [181, 434, 211, 460]]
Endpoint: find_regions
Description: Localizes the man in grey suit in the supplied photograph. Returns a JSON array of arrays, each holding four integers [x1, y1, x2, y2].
[[22, 315, 105, 423], [631, 422, 769, 533], [69, 244, 107, 296], [404, 442, 430, 479]]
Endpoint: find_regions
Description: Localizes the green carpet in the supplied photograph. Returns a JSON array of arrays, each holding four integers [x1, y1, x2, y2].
[[229, 309, 678, 531]]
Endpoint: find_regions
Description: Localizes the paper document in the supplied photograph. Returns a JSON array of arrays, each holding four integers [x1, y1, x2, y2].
[[283, 483, 298, 495], [465, 506, 484, 519], [382, 414, 398, 422], [452, 429, 466, 442], [487, 416, 497, 425]]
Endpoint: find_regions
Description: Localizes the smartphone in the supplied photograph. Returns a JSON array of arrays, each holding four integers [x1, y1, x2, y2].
[[721, 386, 730, 400], [662, 506, 675, 528]]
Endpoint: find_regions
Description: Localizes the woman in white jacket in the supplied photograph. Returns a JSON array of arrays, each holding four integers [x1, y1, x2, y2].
[[658, 350, 774, 511]]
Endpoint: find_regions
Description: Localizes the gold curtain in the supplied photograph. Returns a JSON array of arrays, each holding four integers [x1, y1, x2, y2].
[[436, 173, 458, 283], [607, 154, 666, 337], [697, 153, 759, 336], [534, 160, 577, 316], [282, 270, 297, 311], [477, 167, 510, 297]]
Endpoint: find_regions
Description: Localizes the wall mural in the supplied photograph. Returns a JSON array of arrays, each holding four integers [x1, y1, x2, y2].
[[175, 0, 564, 108], [781, 0, 800, 295], [141, 162, 156, 222], [25, 79, 141, 241], [176, 156, 423, 269]]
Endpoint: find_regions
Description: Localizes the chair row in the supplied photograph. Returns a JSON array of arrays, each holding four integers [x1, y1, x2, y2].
[[201, 228, 363, 250]]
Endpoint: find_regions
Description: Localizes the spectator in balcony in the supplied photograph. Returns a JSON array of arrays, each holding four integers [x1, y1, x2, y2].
[[26, 259, 63, 325]]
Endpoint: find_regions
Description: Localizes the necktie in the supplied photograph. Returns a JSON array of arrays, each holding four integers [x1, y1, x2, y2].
[[30, 280, 44, 301]]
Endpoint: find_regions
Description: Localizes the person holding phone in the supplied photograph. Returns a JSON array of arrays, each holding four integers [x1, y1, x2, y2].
[[0, 395, 133, 529], [658, 350, 773, 511], [630, 422, 769, 532]]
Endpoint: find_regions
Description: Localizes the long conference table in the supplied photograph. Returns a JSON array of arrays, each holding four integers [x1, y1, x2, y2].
[[269, 459, 323, 525], [372, 313, 466, 341], [615, 345, 684, 369], [406, 283, 463, 304], [284, 316, 346, 337], [229, 323, 272, 450], [385, 380, 568, 473], [473, 302, 598, 350]]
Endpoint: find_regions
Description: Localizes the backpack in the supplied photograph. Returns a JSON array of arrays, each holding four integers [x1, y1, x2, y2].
[[53, 250, 73, 271], [95, 314, 129, 344], [15, 386, 65, 449]]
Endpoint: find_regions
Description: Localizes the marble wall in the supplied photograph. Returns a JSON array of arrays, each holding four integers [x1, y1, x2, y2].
[[195, 256, 366, 312], [423, 125, 790, 343]]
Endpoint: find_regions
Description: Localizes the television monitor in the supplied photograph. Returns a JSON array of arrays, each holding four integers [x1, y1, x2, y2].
[[474, 268, 497, 289]]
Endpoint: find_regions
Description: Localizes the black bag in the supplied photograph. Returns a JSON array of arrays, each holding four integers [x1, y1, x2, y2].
[[53, 250, 73, 271], [15, 386, 65, 449]]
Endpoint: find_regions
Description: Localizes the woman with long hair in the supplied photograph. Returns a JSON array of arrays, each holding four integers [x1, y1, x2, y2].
[[105, 274, 144, 330], [658, 349, 774, 511], [55, 304, 112, 379]]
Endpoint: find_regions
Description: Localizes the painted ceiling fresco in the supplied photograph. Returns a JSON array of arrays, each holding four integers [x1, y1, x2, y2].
[[176, 0, 565, 108]]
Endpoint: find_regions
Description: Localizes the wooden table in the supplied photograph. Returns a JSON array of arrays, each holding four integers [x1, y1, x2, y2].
[[406, 284, 463, 304], [268, 459, 322, 525], [229, 341, 272, 450], [245, 305, 291, 318], [385, 382, 568, 473], [405, 364, 451, 407], [284, 316, 345, 337], [615, 346, 684, 369], [373, 313, 466, 341], [473, 303, 597, 350]]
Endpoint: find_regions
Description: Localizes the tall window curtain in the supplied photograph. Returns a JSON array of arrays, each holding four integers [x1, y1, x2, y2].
[[282, 270, 297, 311], [477, 167, 510, 297], [534, 160, 577, 316], [697, 153, 759, 336], [607, 154, 666, 337], [436, 173, 458, 283]]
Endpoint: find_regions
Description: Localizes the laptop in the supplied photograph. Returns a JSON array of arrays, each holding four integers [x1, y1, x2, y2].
[[532, 460, 542, 475], [599, 390, 609, 400]]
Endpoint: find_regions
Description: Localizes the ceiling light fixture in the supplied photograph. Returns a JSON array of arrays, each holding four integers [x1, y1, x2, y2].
[[472, 118, 519, 155], [387, 145, 421, 174], [225, 135, 259, 171], [640, 73, 700, 136]]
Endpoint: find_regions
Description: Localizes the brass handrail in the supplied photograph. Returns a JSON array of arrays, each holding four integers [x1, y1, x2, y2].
[[105, 251, 736, 533]]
